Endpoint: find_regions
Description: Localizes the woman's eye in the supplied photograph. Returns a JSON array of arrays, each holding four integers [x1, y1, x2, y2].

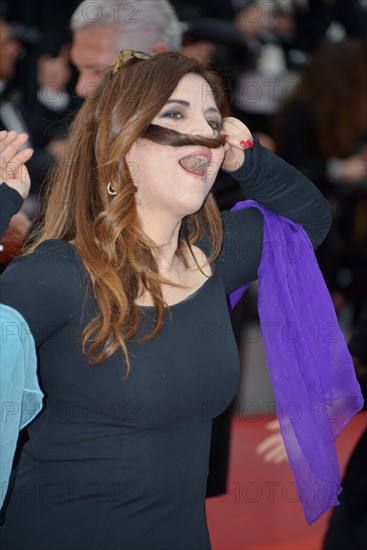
[[161, 111, 183, 120], [207, 120, 223, 132]]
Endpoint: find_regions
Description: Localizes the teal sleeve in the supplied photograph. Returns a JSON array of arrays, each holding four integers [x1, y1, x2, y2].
[[0, 304, 43, 509]]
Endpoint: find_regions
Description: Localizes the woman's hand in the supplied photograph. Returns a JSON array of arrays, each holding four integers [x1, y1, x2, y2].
[[220, 117, 253, 172], [0, 130, 34, 199], [255, 419, 288, 464]]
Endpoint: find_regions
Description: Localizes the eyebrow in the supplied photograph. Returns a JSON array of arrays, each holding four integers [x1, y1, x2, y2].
[[164, 99, 221, 116]]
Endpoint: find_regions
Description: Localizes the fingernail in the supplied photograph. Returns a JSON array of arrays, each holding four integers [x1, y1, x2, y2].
[[240, 140, 250, 149], [247, 138, 254, 147]]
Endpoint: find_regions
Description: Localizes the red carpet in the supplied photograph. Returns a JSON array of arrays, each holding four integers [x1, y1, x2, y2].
[[206, 412, 366, 550]]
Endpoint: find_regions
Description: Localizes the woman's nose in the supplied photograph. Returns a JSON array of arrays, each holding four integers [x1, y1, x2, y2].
[[189, 115, 214, 137]]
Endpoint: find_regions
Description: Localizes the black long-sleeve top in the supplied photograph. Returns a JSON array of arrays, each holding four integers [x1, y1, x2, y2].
[[0, 140, 331, 550]]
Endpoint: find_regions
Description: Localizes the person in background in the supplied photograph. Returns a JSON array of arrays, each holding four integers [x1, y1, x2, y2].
[[0, 16, 49, 263], [230, 0, 293, 150], [323, 303, 367, 550], [70, 0, 181, 98], [275, 38, 367, 326], [0, 0, 82, 145]]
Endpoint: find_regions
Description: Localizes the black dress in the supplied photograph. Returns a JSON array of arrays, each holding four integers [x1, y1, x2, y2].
[[0, 141, 331, 550]]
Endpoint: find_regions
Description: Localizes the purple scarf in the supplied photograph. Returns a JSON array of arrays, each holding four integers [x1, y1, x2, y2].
[[228, 200, 364, 524]]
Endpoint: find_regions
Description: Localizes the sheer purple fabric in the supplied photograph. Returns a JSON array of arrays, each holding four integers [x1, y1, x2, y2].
[[227, 200, 364, 524]]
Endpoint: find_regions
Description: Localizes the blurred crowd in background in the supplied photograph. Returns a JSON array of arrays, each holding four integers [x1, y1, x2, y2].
[[1, 0, 366, 334]]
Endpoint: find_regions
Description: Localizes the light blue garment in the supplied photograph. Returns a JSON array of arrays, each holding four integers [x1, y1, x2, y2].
[[0, 304, 44, 508]]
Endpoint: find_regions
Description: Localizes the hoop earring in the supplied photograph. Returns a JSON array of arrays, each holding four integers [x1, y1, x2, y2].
[[107, 182, 117, 196]]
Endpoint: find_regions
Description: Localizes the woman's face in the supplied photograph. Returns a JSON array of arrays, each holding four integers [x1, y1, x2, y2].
[[126, 73, 225, 223]]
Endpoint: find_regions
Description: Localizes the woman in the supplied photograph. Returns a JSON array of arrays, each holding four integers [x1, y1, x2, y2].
[[0, 51, 356, 549], [276, 39, 367, 193]]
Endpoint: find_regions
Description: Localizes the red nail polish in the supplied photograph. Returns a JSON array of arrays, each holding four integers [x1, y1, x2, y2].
[[240, 140, 249, 149], [247, 138, 254, 147]]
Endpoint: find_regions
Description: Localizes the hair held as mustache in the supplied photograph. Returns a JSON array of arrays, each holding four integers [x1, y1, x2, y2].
[[142, 124, 225, 149]]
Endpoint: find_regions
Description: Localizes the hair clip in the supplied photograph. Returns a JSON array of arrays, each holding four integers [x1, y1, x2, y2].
[[113, 50, 153, 74]]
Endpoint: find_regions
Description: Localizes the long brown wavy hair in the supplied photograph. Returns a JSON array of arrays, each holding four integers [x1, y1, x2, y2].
[[279, 39, 367, 157], [25, 52, 230, 372]]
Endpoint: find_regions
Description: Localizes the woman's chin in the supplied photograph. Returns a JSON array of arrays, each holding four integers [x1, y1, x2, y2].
[[177, 194, 210, 218]]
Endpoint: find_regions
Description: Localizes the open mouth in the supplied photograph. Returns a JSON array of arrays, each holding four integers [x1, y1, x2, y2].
[[178, 153, 211, 177]]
